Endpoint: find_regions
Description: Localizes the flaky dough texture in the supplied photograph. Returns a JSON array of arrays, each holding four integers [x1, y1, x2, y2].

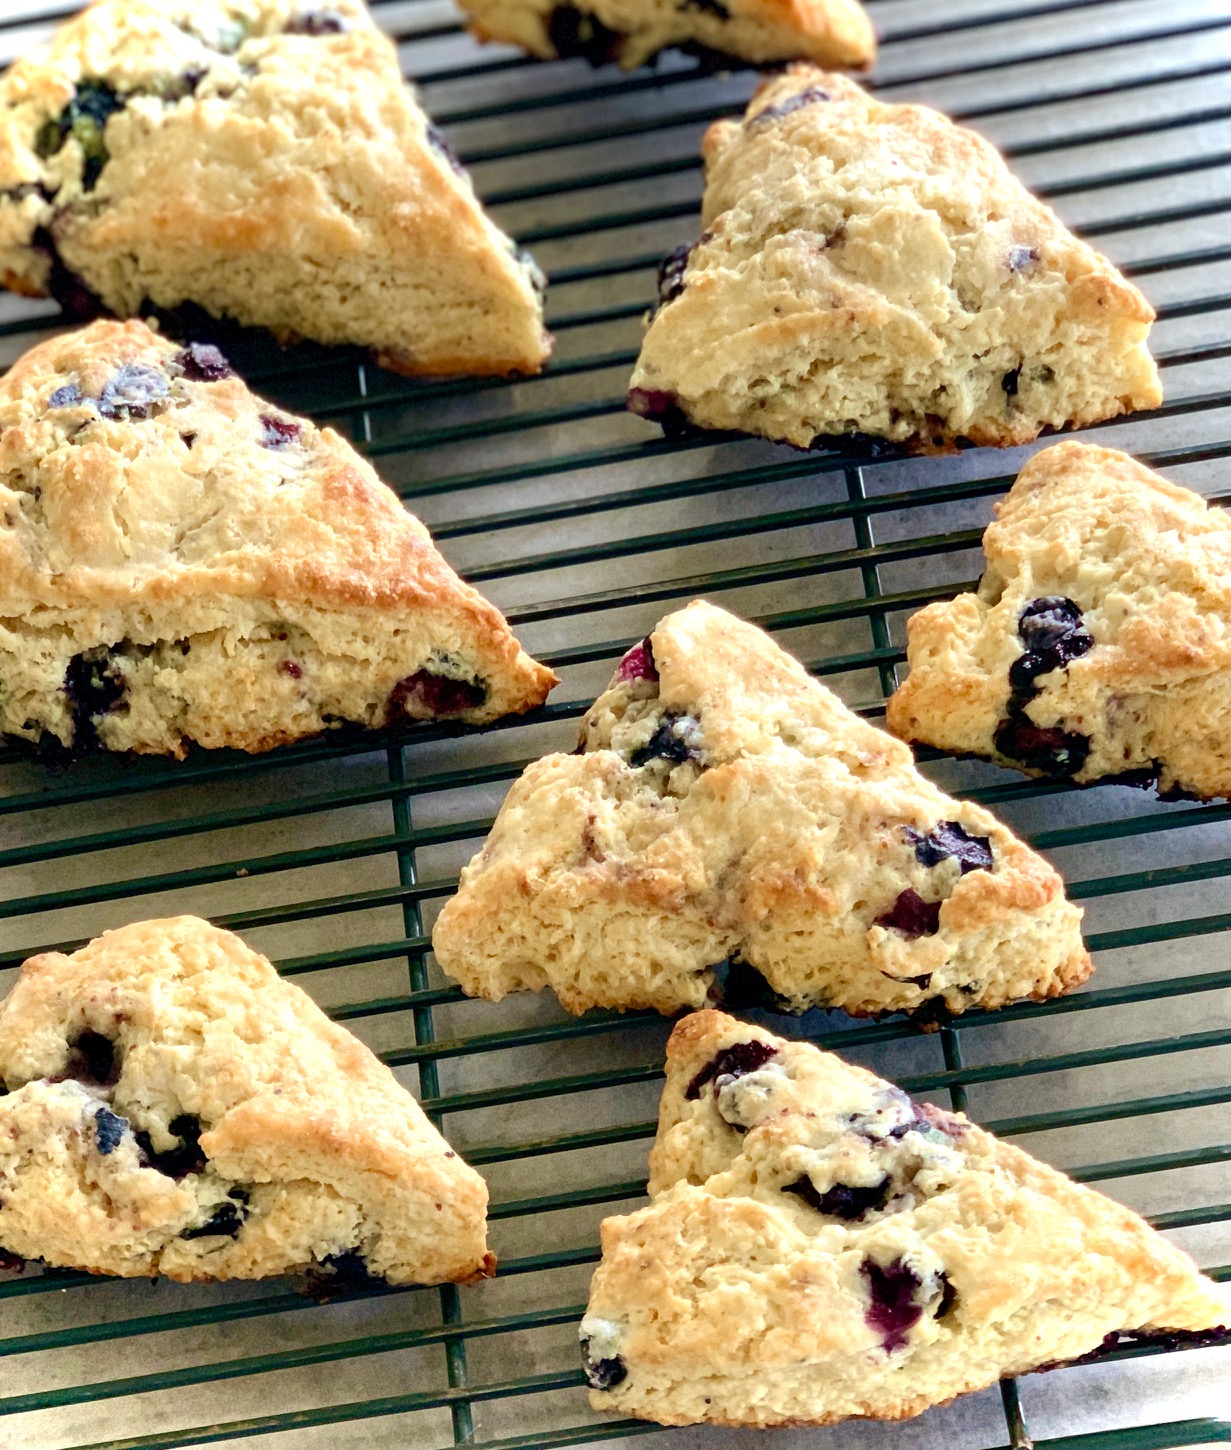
[[580, 1010, 1231, 1426], [0, 916, 493, 1285], [0, 0, 549, 376], [433, 600, 1090, 1018], [0, 319, 555, 757], [887, 441, 1231, 800], [629, 69, 1160, 451]]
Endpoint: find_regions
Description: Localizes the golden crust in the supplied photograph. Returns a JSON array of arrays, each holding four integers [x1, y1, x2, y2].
[[433, 600, 1090, 1019], [0, 0, 549, 376], [632, 68, 1160, 452], [457, 0, 874, 71], [580, 1009, 1231, 1427], [0, 319, 555, 755], [887, 441, 1231, 799], [0, 916, 493, 1285]]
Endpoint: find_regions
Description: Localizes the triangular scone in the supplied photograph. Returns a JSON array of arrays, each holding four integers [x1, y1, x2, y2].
[[0, 0, 549, 377], [432, 601, 1090, 1018], [0, 917, 493, 1285], [580, 1010, 1231, 1426], [888, 442, 1231, 800], [0, 319, 556, 758], [459, 0, 874, 73], [628, 69, 1160, 452]]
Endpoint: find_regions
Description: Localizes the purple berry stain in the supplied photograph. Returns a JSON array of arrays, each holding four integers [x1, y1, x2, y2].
[[259, 415, 301, 450], [388, 670, 486, 721], [861, 1258, 924, 1352], [685, 1039, 777, 1100], [98, 364, 171, 420], [874, 888, 942, 939]]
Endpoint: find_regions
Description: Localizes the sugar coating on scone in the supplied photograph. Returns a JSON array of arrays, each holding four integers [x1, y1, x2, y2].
[[0, 0, 549, 376], [628, 68, 1160, 451], [887, 441, 1231, 800], [459, 0, 873, 72], [0, 916, 493, 1284], [0, 318, 556, 758], [579, 1010, 1231, 1427], [432, 600, 1090, 1019]]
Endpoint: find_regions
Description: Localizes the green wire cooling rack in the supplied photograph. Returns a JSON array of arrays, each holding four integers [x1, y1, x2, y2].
[[0, 0, 1229, 1446]]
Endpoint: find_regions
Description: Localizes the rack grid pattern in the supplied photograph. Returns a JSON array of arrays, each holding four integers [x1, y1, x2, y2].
[[0, 0, 1229, 1447]]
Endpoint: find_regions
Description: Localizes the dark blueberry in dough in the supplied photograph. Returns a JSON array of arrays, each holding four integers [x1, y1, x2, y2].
[[137, 1114, 206, 1178], [1014, 596, 1093, 682], [910, 995, 957, 1029], [718, 956, 801, 1014], [615, 636, 658, 683], [1001, 367, 1021, 398], [36, 81, 124, 190], [66, 1030, 120, 1088], [547, 5, 623, 64], [387, 670, 487, 721], [98, 364, 171, 420], [259, 414, 301, 449], [426, 125, 466, 177], [906, 821, 993, 874], [48, 384, 83, 409], [180, 1189, 250, 1241], [304, 1248, 384, 1299], [1008, 245, 1039, 272], [861, 1258, 925, 1352], [656, 243, 693, 308], [874, 888, 942, 939], [285, 10, 349, 33], [748, 86, 833, 129], [784, 1173, 891, 1221], [64, 646, 126, 750], [685, 1039, 777, 1100], [581, 1339, 628, 1391], [176, 341, 234, 381], [280, 660, 303, 679], [94, 1107, 128, 1156], [628, 712, 701, 769], [994, 712, 1091, 777]]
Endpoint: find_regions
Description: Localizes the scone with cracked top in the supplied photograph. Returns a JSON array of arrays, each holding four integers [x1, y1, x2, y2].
[[579, 1010, 1231, 1426], [629, 68, 1160, 452], [432, 600, 1090, 1019], [0, 916, 493, 1285], [887, 441, 1231, 800], [458, 0, 874, 73], [0, 0, 549, 377], [0, 318, 556, 758]]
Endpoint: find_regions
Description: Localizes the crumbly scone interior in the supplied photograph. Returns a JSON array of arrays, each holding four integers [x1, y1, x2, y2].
[[0, 917, 492, 1285], [460, 0, 875, 72], [433, 601, 1088, 1018], [579, 1012, 1231, 1426], [0, 0, 549, 375], [629, 68, 1160, 450]]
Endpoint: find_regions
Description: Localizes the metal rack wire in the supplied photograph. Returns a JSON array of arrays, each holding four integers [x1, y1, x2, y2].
[[0, 0, 1228, 1446]]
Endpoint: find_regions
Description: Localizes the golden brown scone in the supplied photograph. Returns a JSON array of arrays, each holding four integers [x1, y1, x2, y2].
[[0, 916, 493, 1285], [0, 0, 549, 377], [432, 600, 1090, 1020], [628, 69, 1160, 452], [580, 1010, 1231, 1426], [0, 318, 555, 759], [887, 442, 1231, 800], [459, 0, 874, 72]]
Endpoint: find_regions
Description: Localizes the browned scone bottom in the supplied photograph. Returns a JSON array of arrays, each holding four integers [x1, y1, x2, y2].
[[629, 68, 1160, 452], [0, 916, 493, 1285], [433, 600, 1090, 1020], [579, 1010, 1231, 1426], [0, 319, 556, 759]]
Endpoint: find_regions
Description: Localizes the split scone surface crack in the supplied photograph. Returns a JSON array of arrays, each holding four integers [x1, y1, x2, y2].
[[629, 68, 1160, 452], [580, 1010, 1231, 1427], [0, 318, 555, 758], [888, 441, 1231, 801], [433, 600, 1090, 1019], [457, 0, 874, 73], [0, 0, 549, 377], [0, 916, 492, 1285]]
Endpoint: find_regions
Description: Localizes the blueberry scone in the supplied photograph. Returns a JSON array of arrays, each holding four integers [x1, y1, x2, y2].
[[629, 68, 1161, 452], [0, 318, 556, 758], [0, 916, 493, 1284], [458, 0, 874, 73], [580, 1010, 1231, 1426], [0, 0, 549, 377], [887, 442, 1231, 800], [432, 601, 1090, 1019]]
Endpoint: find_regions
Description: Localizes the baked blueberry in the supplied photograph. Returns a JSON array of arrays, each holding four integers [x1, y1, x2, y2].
[[48, 383, 83, 408], [628, 712, 702, 768], [656, 243, 693, 308], [784, 1173, 891, 1220], [180, 1189, 249, 1240], [861, 1257, 927, 1352], [387, 670, 487, 721], [874, 888, 942, 939], [98, 363, 171, 420], [35, 81, 124, 190], [906, 821, 993, 874], [1008, 245, 1039, 272], [685, 1039, 777, 1100], [175, 342, 234, 381], [64, 646, 126, 750], [94, 1107, 128, 1155], [137, 1114, 207, 1178]]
